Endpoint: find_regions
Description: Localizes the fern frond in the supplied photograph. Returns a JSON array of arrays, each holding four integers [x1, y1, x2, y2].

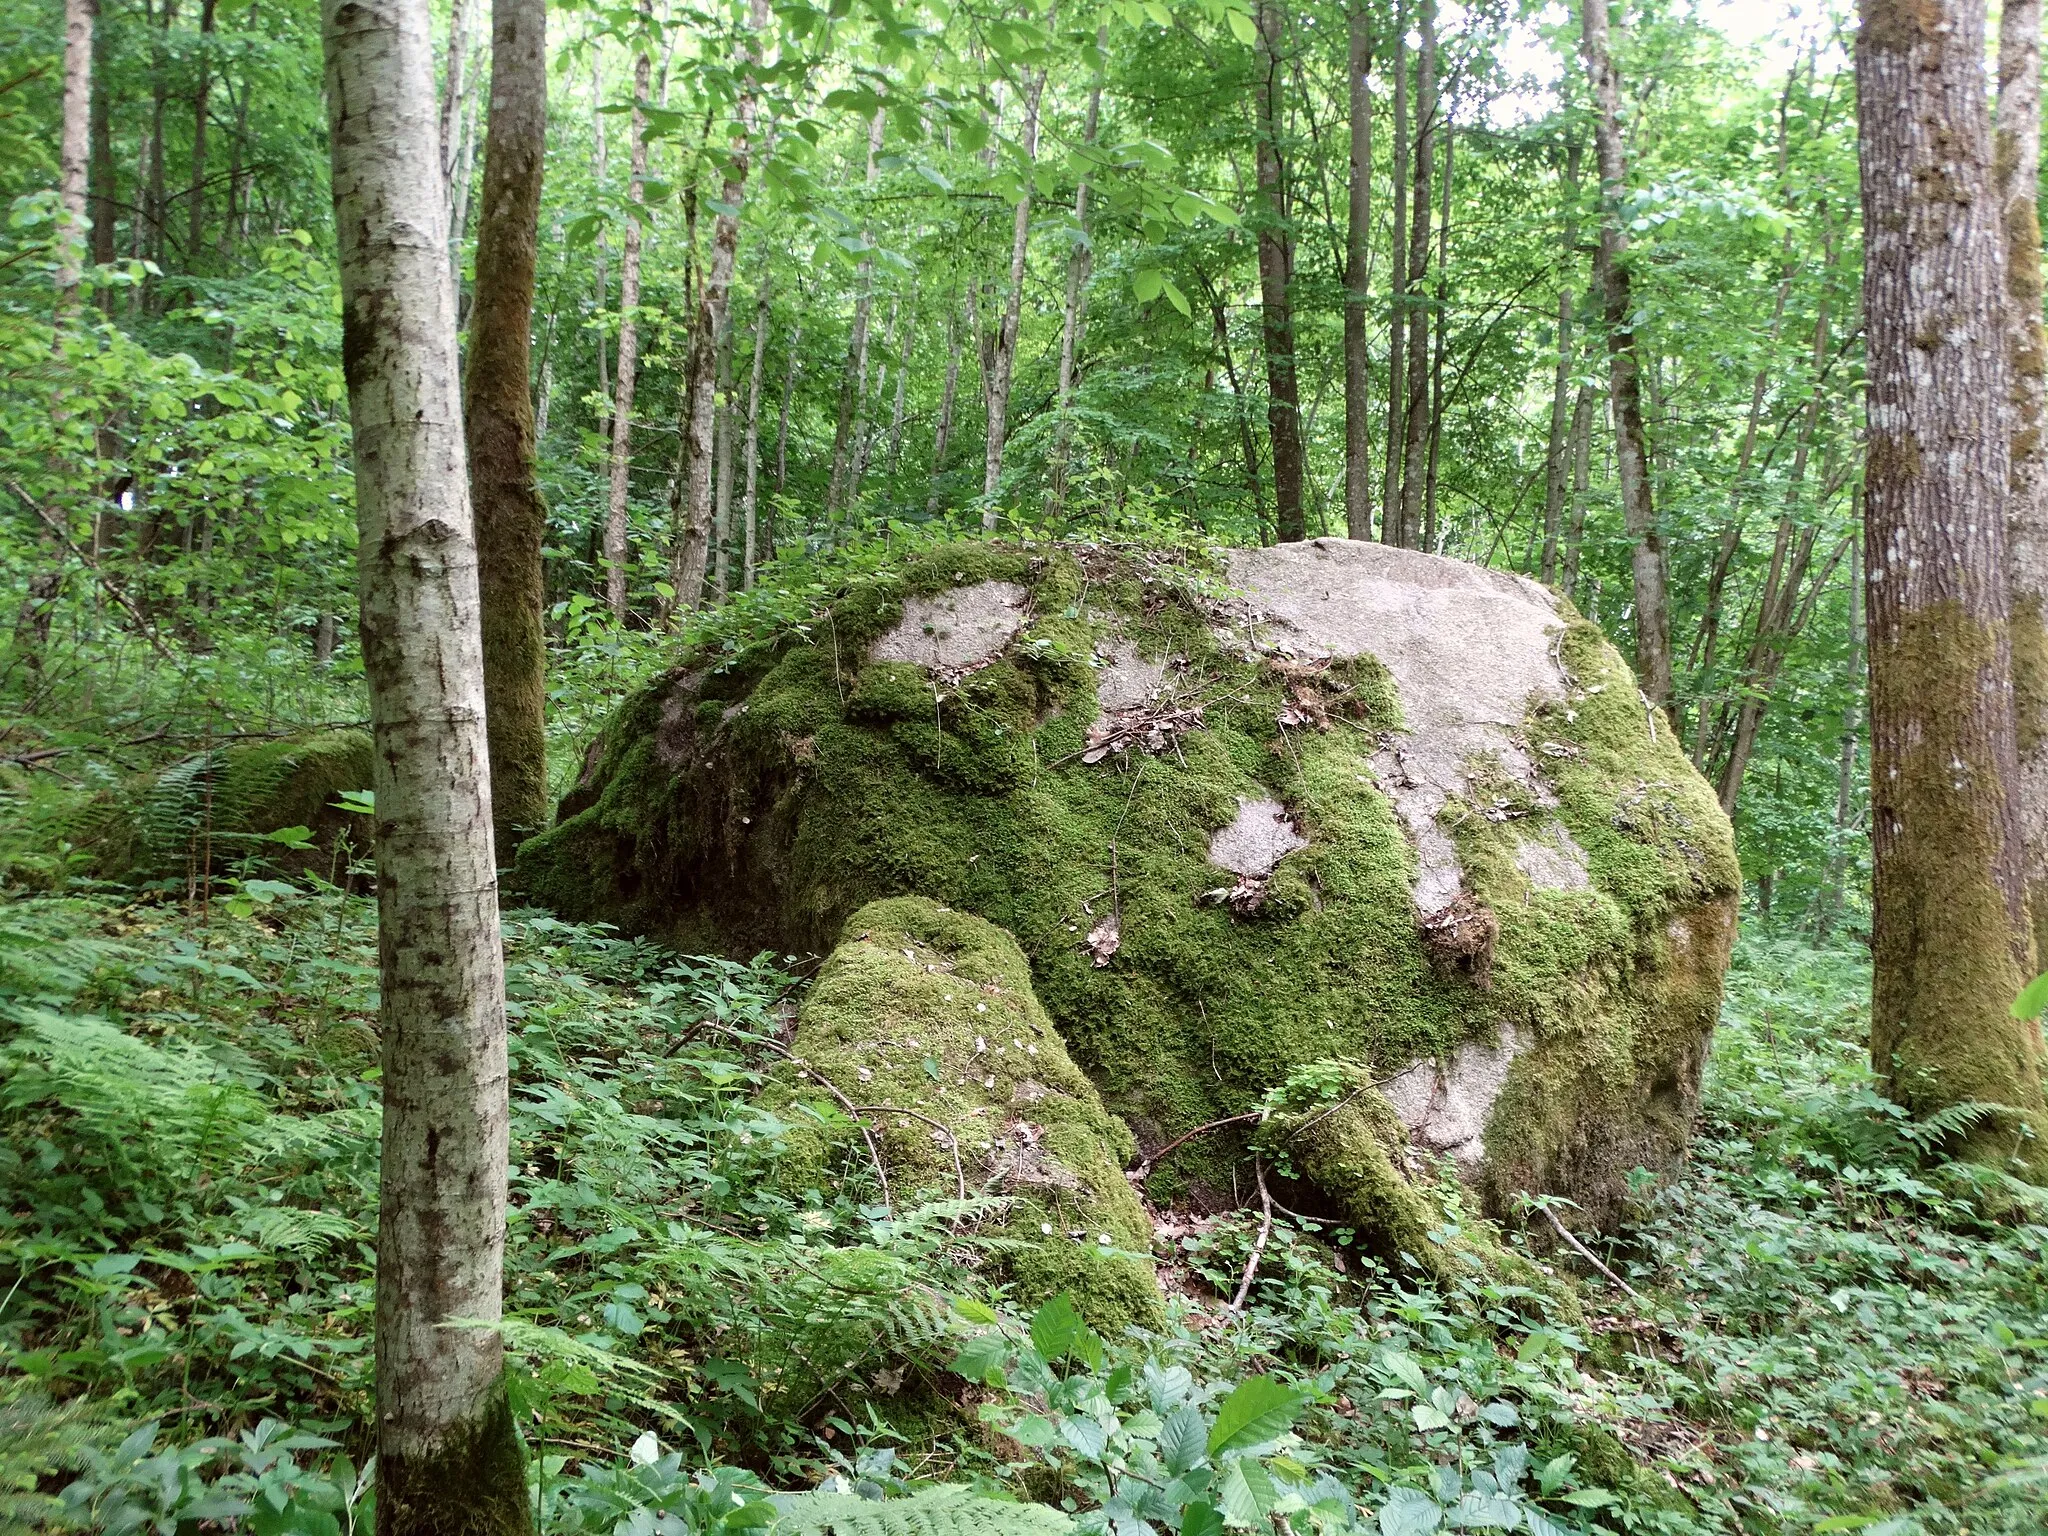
[[770, 1486, 1074, 1534], [235, 1204, 362, 1255], [1898, 1100, 2014, 1151]]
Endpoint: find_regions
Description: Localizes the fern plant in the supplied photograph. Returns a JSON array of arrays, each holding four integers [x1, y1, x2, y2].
[[768, 1486, 1074, 1534]]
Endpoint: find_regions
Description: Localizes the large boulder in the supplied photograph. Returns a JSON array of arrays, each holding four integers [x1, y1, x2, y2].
[[515, 538, 1739, 1234]]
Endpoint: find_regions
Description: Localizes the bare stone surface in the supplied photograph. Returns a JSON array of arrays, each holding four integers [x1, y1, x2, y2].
[[1093, 638, 1172, 716], [1208, 796, 1309, 877], [1381, 1023, 1529, 1167], [1224, 539, 1568, 917], [1514, 821, 1592, 892], [870, 580, 1030, 672]]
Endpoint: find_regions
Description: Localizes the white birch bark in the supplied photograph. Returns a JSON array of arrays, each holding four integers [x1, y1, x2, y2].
[[58, 0, 94, 305], [318, 0, 526, 1519], [742, 275, 770, 589]]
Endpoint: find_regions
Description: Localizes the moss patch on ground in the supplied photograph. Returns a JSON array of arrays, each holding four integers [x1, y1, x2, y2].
[[770, 896, 1161, 1332], [514, 541, 1739, 1232]]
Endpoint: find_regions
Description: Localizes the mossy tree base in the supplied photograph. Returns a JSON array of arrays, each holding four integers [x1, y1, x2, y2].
[[513, 539, 1739, 1233], [375, 1384, 533, 1536]]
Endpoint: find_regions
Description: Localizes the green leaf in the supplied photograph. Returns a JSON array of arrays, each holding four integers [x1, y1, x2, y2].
[[1178, 1500, 1225, 1536], [1029, 1293, 1085, 1361], [1226, 10, 1257, 45], [1133, 269, 1165, 302], [1377, 1487, 1444, 1536], [1218, 1458, 1280, 1525], [1160, 1404, 1208, 1475], [1160, 278, 1192, 317], [1560, 1488, 1621, 1508], [952, 1333, 1007, 1383], [1206, 1375, 1304, 1456], [1380, 1350, 1432, 1398], [2013, 972, 2048, 1019]]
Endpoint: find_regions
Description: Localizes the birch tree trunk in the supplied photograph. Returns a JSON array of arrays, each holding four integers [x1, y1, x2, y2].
[[1396, 0, 1435, 550], [1424, 104, 1450, 553], [1581, 0, 1673, 712], [58, 0, 94, 306], [1254, 0, 1306, 543], [1540, 145, 1581, 585], [589, 53, 609, 419], [1858, 0, 2047, 1163], [466, 0, 548, 857], [317, 0, 530, 1523], [601, 44, 649, 619], [775, 320, 799, 498], [1343, 2, 1372, 539], [887, 293, 916, 474], [670, 0, 767, 613], [742, 276, 769, 590], [981, 69, 1047, 524], [711, 313, 736, 601], [1999, 0, 2048, 959], [1561, 380, 1593, 600]]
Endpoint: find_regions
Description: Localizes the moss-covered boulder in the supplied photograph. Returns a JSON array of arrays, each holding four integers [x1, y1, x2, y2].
[[773, 896, 1160, 1329], [515, 538, 1739, 1235], [0, 730, 375, 890]]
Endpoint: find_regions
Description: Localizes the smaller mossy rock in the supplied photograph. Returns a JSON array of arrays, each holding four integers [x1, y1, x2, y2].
[[774, 897, 1161, 1333], [117, 730, 375, 885], [1268, 1065, 1573, 1313]]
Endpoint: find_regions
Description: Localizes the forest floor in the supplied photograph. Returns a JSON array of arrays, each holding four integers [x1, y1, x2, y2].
[[0, 876, 2044, 1534]]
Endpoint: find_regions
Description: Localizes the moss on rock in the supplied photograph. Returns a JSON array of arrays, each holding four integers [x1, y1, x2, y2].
[[514, 538, 1739, 1242], [773, 897, 1160, 1331]]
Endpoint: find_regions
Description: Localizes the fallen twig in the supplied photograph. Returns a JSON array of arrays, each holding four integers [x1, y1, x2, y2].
[[1228, 1159, 1275, 1314], [1131, 1108, 1265, 1180], [695, 1019, 892, 1212], [852, 1104, 968, 1205], [1539, 1201, 1642, 1301]]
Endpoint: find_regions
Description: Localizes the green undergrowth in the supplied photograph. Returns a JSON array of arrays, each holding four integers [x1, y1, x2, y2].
[[2, 877, 2039, 1534]]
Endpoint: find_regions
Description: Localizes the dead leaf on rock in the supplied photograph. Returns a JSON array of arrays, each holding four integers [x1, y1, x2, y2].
[[1086, 913, 1122, 965]]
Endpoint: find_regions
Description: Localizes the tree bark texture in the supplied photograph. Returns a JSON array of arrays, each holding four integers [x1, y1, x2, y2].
[[2000, 0, 2048, 960], [1394, 0, 1436, 550], [671, 0, 767, 612], [186, 0, 218, 267], [58, 0, 94, 303], [1562, 380, 1593, 600], [1858, 0, 2047, 1161], [1254, 0, 1306, 543], [466, 0, 549, 857], [742, 276, 769, 590], [1582, 0, 1673, 711], [1343, 2, 1372, 539], [90, 12, 116, 274], [601, 46, 649, 619], [981, 68, 1047, 524], [929, 307, 962, 512], [1540, 145, 1582, 585], [317, 0, 530, 1525], [1381, 0, 1407, 539], [1049, 38, 1106, 518]]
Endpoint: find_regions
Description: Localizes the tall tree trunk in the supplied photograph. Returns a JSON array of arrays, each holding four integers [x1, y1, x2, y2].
[[887, 292, 916, 474], [1049, 31, 1107, 518], [670, 0, 767, 612], [1540, 144, 1582, 585], [1581, 0, 1673, 713], [852, 295, 896, 502], [2000, 0, 2048, 960], [1858, 0, 2047, 1160], [1397, 0, 1436, 549], [1343, 2, 1372, 539], [742, 276, 769, 590], [316, 0, 530, 1524], [601, 44, 649, 619], [982, 68, 1047, 524], [439, 0, 471, 209], [776, 321, 799, 497], [90, 10, 116, 276], [58, 0, 94, 307], [590, 53, 609, 420], [1381, 0, 1407, 539], [929, 307, 963, 511], [1424, 100, 1450, 552], [185, 0, 218, 268], [1562, 380, 1593, 599], [466, 0, 548, 858], [827, 110, 885, 522], [1254, 0, 1306, 543], [146, 0, 176, 275], [1817, 531, 1865, 938], [711, 312, 736, 600]]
